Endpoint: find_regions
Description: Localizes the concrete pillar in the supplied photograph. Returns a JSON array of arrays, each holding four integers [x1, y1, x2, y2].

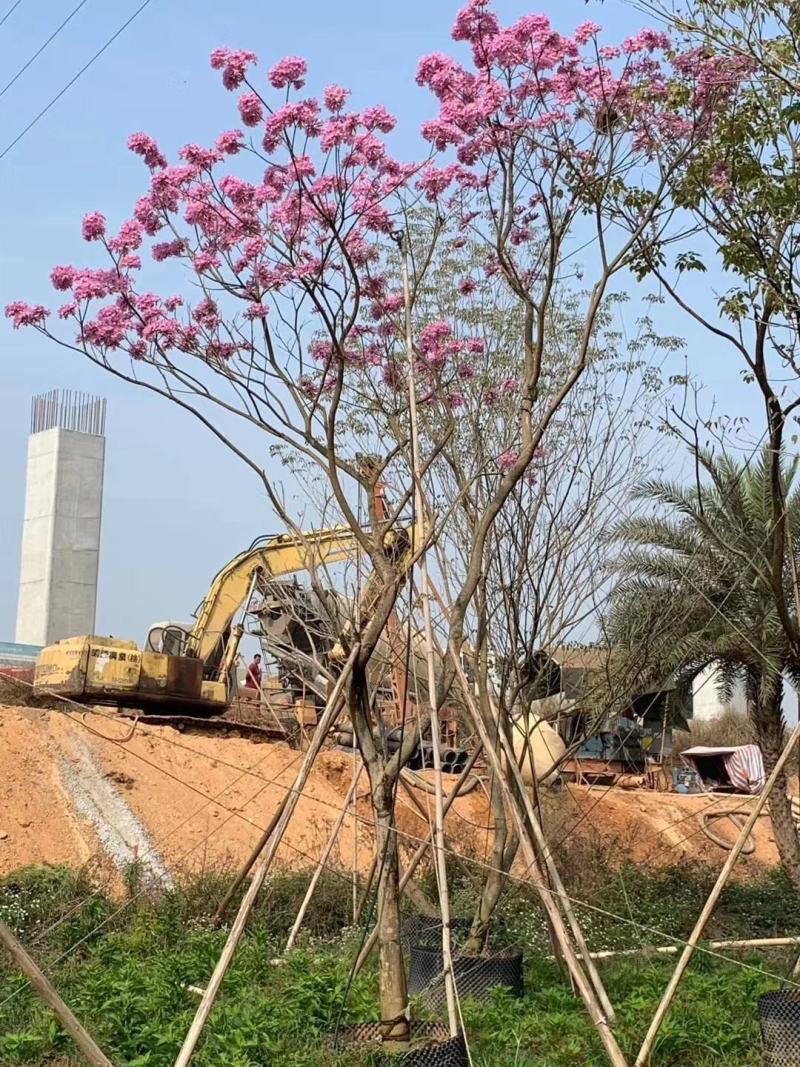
[[15, 393, 106, 646]]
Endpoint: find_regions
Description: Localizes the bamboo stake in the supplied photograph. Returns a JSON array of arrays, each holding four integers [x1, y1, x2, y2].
[[174, 648, 358, 1067], [353, 744, 483, 975], [449, 653, 628, 1067], [398, 233, 459, 1039], [635, 722, 800, 1067], [590, 936, 800, 961], [491, 698, 616, 1023], [212, 794, 288, 926], [0, 922, 114, 1067], [284, 763, 363, 952]]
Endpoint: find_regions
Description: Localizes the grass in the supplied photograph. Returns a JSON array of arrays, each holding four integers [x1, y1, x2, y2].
[[0, 862, 796, 1066]]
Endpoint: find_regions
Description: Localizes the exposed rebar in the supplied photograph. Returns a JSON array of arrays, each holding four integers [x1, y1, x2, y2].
[[30, 389, 106, 436]]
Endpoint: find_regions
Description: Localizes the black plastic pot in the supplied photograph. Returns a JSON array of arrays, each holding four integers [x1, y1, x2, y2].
[[759, 991, 800, 1065], [408, 944, 524, 1007], [335, 1021, 468, 1066]]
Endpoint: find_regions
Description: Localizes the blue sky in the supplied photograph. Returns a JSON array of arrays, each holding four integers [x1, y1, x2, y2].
[[0, 0, 761, 645]]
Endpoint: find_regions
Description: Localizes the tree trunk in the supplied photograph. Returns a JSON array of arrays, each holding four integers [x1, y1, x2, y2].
[[464, 772, 514, 956], [347, 667, 409, 1046], [374, 779, 410, 1044], [753, 674, 800, 888]]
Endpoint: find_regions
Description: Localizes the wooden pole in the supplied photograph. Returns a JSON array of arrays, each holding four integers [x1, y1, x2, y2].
[[284, 764, 363, 952], [0, 922, 114, 1067], [398, 234, 459, 1038], [212, 789, 289, 926], [634, 722, 800, 1067], [449, 653, 627, 1067], [174, 648, 357, 1067], [591, 935, 800, 961], [491, 697, 616, 1024]]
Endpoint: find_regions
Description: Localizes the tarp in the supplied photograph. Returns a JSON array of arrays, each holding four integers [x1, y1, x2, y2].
[[682, 744, 765, 794]]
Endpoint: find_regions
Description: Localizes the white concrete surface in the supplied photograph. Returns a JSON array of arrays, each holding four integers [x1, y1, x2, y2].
[[15, 427, 105, 645], [691, 663, 748, 722]]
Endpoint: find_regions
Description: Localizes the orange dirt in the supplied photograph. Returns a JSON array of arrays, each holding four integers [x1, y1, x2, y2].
[[0, 704, 786, 888], [0, 705, 489, 887]]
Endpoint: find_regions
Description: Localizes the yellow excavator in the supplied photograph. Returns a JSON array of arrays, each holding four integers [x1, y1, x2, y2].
[[33, 521, 416, 715]]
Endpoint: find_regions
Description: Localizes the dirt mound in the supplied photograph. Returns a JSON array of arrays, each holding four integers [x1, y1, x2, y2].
[[0, 704, 786, 891], [0, 705, 489, 889]]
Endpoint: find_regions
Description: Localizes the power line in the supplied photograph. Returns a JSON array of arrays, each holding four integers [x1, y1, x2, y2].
[[0, 0, 23, 27], [0, 0, 91, 102], [0, 0, 153, 161]]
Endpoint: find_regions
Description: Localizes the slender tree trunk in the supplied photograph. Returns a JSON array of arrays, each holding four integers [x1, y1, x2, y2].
[[374, 779, 410, 1044], [464, 772, 511, 956], [753, 674, 800, 888], [347, 668, 409, 1045]]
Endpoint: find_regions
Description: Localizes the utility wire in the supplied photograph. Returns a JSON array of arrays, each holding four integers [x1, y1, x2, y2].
[[0, 0, 23, 26], [0, 0, 90, 102], [0, 0, 152, 161]]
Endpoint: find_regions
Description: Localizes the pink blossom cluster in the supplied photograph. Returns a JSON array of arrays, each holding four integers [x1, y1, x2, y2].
[[5, 0, 749, 419]]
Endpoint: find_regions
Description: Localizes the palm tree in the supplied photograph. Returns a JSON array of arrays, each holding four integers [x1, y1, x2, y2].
[[607, 446, 800, 884]]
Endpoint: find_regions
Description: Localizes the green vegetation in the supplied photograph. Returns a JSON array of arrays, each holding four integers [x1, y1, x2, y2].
[[0, 863, 796, 1066]]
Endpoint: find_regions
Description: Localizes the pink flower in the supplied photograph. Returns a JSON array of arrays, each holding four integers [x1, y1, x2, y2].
[[290, 154, 316, 180], [448, 392, 466, 408], [165, 295, 183, 311], [120, 254, 141, 269], [108, 219, 143, 254], [623, 29, 670, 54], [180, 143, 221, 169], [50, 266, 74, 291], [575, 21, 602, 46], [458, 277, 477, 295], [498, 449, 517, 472], [268, 55, 307, 90], [238, 92, 264, 127], [245, 302, 269, 319], [152, 238, 184, 261], [210, 47, 257, 91], [216, 129, 245, 155], [127, 132, 166, 169], [58, 302, 77, 319], [82, 211, 106, 241], [500, 376, 519, 393], [5, 301, 49, 328], [324, 85, 350, 111], [193, 250, 220, 272], [193, 296, 220, 329], [452, 0, 500, 46], [362, 104, 396, 133]]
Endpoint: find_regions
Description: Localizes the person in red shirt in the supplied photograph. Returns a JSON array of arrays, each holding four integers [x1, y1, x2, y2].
[[245, 653, 262, 690]]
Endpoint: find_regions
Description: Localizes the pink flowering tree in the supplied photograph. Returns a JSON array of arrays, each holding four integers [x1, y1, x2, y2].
[[7, 1, 744, 1053]]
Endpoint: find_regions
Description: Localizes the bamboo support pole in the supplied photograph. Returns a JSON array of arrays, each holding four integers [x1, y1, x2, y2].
[[590, 935, 800, 961], [174, 648, 358, 1067], [491, 698, 615, 1024], [634, 722, 800, 1067], [449, 654, 627, 1067], [0, 922, 114, 1067], [284, 763, 363, 952], [398, 235, 459, 1039], [353, 744, 483, 975]]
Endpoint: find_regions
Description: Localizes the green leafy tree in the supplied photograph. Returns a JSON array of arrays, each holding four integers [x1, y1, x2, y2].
[[608, 446, 800, 884]]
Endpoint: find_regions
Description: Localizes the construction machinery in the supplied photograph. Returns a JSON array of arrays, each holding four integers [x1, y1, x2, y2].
[[33, 522, 415, 717]]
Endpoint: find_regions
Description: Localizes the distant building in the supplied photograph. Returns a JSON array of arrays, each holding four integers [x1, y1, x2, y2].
[[15, 390, 106, 646]]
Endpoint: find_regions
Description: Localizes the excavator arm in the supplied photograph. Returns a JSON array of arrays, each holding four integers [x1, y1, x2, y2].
[[185, 526, 365, 668]]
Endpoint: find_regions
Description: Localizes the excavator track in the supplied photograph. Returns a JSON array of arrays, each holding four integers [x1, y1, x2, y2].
[[118, 709, 300, 745]]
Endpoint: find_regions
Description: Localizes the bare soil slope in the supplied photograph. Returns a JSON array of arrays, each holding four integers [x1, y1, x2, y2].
[[0, 704, 785, 887]]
